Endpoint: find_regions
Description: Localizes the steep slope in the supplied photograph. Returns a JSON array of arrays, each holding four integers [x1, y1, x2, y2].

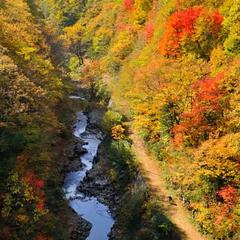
[[71, 0, 240, 239], [1, 0, 240, 239], [0, 1, 69, 239]]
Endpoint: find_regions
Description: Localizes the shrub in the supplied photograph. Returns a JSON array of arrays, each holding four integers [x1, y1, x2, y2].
[[108, 140, 137, 187], [103, 110, 123, 133]]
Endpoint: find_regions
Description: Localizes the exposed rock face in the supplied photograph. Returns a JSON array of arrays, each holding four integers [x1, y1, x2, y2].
[[77, 158, 120, 218], [88, 109, 105, 128], [73, 143, 88, 156], [69, 212, 92, 240], [67, 143, 88, 171]]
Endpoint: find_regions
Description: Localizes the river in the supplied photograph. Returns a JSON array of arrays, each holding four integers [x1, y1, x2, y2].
[[63, 105, 114, 240]]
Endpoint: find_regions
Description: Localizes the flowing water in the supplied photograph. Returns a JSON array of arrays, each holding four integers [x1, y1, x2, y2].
[[63, 108, 114, 240]]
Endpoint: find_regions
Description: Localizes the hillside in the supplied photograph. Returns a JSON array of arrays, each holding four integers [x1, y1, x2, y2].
[[0, 1, 69, 239], [0, 0, 239, 239], [69, 0, 240, 238]]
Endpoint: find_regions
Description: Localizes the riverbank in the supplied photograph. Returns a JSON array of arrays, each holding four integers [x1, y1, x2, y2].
[[55, 87, 118, 239], [57, 93, 148, 239], [56, 86, 183, 240], [50, 87, 92, 240]]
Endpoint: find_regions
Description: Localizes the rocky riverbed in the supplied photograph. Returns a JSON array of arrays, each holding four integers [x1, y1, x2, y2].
[[76, 145, 122, 239], [63, 108, 120, 240]]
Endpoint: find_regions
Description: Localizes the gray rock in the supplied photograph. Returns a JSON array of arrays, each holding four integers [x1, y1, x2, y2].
[[71, 217, 92, 240], [73, 144, 88, 156]]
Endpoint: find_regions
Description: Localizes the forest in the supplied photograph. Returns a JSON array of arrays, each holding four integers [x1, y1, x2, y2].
[[0, 0, 239, 239]]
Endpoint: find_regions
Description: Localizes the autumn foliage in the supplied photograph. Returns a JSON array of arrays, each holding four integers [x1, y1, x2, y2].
[[159, 6, 202, 56], [124, 0, 134, 11], [172, 73, 224, 146], [159, 6, 223, 57], [218, 185, 237, 204], [1, 0, 240, 239], [0, 0, 66, 239], [111, 124, 126, 140], [145, 23, 154, 41], [86, 0, 239, 238], [24, 171, 45, 189]]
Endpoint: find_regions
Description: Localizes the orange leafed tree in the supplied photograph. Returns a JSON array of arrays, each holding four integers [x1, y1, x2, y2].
[[159, 6, 203, 57], [172, 73, 224, 146], [159, 6, 223, 57], [218, 185, 237, 204], [123, 0, 134, 10]]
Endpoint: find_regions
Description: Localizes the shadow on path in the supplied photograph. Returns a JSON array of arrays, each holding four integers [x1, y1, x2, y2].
[[131, 132, 206, 240]]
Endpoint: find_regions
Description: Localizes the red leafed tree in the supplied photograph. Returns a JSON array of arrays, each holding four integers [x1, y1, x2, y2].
[[159, 6, 223, 57], [172, 73, 224, 146], [24, 171, 45, 189], [215, 185, 238, 228], [36, 199, 45, 211], [218, 186, 237, 204], [24, 171, 46, 212], [192, 72, 224, 105], [159, 6, 203, 57], [123, 0, 134, 10], [211, 11, 224, 33], [215, 185, 238, 225]]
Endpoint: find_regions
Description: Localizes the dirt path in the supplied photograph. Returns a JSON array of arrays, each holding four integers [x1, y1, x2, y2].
[[131, 133, 206, 240]]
